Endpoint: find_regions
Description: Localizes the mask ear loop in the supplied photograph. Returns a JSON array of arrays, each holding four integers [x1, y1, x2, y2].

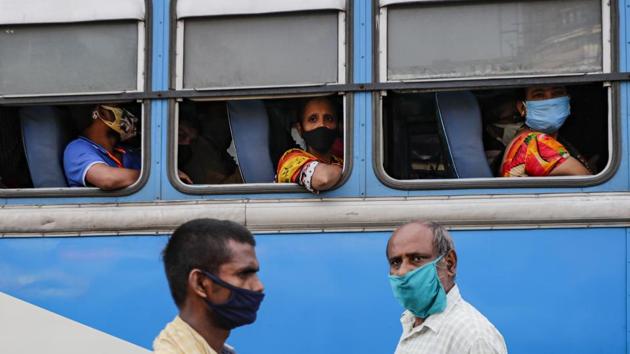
[[92, 107, 102, 121], [520, 101, 527, 118]]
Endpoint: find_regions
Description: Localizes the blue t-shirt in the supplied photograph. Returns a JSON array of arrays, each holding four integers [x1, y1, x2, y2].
[[63, 137, 141, 187]]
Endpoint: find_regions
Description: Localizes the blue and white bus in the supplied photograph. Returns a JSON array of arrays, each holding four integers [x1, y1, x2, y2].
[[0, 0, 628, 353]]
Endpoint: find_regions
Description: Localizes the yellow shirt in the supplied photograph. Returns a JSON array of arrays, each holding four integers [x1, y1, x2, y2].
[[153, 316, 235, 354]]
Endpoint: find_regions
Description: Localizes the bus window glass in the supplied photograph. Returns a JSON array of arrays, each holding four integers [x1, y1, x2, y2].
[[385, 0, 602, 81], [0, 22, 139, 95], [176, 96, 345, 189], [0, 103, 143, 190], [381, 84, 608, 180], [182, 12, 339, 89]]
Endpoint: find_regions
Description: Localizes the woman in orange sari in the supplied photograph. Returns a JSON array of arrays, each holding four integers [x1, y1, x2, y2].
[[276, 97, 343, 193], [501, 86, 591, 177]]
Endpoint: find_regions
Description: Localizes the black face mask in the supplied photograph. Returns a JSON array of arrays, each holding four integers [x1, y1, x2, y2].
[[201, 270, 265, 330], [302, 126, 337, 154], [178, 145, 193, 167]]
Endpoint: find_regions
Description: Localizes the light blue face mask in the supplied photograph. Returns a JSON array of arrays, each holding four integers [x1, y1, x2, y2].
[[388, 255, 447, 318], [524, 96, 571, 134]]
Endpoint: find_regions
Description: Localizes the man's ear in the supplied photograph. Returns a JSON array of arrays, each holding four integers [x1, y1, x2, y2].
[[188, 269, 211, 299], [445, 250, 457, 277]]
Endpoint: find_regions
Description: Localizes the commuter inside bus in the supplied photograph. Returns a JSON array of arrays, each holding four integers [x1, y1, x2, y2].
[[500, 86, 592, 177], [63, 105, 143, 190], [178, 103, 242, 185], [155, 218, 265, 354], [275, 97, 343, 193]]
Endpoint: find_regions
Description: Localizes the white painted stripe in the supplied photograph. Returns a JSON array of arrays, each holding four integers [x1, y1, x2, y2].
[[0, 193, 629, 236], [0, 292, 150, 353]]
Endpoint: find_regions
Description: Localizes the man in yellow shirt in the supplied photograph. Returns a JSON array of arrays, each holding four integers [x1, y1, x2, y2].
[[154, 219, 265, 354]]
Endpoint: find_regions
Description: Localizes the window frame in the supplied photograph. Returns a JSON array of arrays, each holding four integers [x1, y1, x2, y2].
[[0, 0, 153, 197], [0, 0, 148, 98], [173, 11, 347, 91], [168, 94, 354, 195], [167, 0, 354, 195], [373, 0, 621, 190], [377, 0, 612, 83]]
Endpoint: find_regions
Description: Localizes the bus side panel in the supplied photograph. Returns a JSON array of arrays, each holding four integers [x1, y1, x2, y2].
[[0, 228, 626, 353], [0, 236, 174, 348]]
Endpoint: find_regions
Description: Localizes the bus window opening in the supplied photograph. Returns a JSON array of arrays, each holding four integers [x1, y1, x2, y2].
[[382, 84, 608, 180], [0, 103, 143, 190], [176, 96, 345, 193]]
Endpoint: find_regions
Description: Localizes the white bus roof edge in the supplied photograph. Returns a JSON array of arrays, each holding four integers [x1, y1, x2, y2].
[[0, 0, 145, 25]]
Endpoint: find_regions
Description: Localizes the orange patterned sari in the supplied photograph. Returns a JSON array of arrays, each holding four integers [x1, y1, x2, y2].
[[276, 148, 342, 183], [501, 131, 569, 177]]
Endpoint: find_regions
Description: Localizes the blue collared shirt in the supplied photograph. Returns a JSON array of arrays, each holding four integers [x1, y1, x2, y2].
[[63, 136, 141, 187]]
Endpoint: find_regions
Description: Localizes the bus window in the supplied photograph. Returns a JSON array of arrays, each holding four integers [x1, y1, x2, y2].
[[377, 0, 613, 187], [0, 103, 143, 190], [174, 96, 345, 191], [379, 0, 603, 82], [0, 0, 145, 96], [381, 85, 608, 180], [174, 0, 347, 89], [0, 0, 148, 195], [172, 1, 349, 193]]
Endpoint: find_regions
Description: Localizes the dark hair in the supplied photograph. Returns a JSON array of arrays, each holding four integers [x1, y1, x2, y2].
[[162, 218, 255, 308], [297, 96, 339, 126]]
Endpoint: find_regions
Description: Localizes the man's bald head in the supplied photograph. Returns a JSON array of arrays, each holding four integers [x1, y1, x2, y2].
[[387, 221, 454, 259]]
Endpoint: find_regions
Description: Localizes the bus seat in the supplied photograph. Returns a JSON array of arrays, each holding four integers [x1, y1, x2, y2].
[[435, 91, 493, 178], [20, 106, 71, 188], [227, 100, 275, 183]]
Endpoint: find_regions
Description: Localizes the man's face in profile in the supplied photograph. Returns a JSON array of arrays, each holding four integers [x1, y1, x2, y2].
[[210, 240, 265, 304]]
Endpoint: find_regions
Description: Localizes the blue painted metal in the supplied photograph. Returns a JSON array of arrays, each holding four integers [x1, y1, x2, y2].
[[0, 228, 626, 353], [0, 236, 173, 348], [626, 227, 630, 352], [0, 1, 629, 353], [353, 0, 371, 197]]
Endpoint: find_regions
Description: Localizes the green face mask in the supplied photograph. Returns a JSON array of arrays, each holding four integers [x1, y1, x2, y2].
[[388, 255, 447, 318]]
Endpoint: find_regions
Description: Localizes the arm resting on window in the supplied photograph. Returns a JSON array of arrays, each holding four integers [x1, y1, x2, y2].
[[311, 163, 342, 191], [549, 157, 592, 176], [85, 164, 140, 190]]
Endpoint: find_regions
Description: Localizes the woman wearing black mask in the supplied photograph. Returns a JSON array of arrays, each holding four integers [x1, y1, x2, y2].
[[275, 97, 343, 193]]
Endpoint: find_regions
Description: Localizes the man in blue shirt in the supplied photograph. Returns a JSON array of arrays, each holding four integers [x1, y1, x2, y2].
[[64, 105, 141, 190]]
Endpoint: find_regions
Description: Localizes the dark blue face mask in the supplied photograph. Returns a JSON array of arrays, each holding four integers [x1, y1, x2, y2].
[[200, 270, 265, 330]]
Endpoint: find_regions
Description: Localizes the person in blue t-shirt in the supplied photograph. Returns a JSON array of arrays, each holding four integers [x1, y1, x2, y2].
[[63, 105, 143, 190]]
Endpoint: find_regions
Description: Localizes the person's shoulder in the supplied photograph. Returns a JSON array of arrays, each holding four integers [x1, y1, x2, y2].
[[279, 148, 310, 159], [456, 299, 498, 328], [153, 321, 181, 354], [524, 131, 563, 145], [448, 298, 506, 351], [65, 137, 90, 150], [277, 148, 316, 165], [64, 137, 99, 159]]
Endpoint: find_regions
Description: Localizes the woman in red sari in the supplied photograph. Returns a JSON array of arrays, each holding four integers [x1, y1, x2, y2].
[[275, 97, 343, 193], [501, 86, 591, 177]]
